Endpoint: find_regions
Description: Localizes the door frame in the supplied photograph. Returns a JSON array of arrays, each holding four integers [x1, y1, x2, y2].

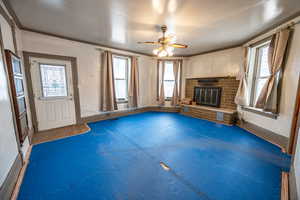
[[23, 51, 82, 133], [288, 75, 300, 155]]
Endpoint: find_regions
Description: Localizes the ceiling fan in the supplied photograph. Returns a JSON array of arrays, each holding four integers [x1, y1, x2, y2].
[[138, 25, 188, 57]]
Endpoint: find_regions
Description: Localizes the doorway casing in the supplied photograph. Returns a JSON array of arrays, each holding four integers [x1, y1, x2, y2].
[[23, 51, 82, 134]]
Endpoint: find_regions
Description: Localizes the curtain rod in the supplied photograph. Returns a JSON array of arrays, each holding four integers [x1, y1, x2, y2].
[[95, 48, 141, 57], [96, 48, 189, 60], [244, 17, 300, 47]]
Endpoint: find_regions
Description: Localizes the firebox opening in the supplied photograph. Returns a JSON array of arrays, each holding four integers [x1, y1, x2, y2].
[[193, 87, 222, 108]]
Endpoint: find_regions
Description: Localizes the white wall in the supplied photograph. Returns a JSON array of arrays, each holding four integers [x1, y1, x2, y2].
[[294, 127, 300, 199], [241, 24, 300, 138], [21, 31, 157, 117], [182, 47, 243, 98], [0, 37, 19, 187], [184, 47, 242, 79], [0, 0, 19, 186], [0, 0, 33, 186]]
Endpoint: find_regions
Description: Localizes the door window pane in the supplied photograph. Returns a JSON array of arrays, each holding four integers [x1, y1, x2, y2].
[[12, 58, 22, 75], [40, 64, 68, 97], [15, 77, 24, 96], [17, 97, 26, 114]]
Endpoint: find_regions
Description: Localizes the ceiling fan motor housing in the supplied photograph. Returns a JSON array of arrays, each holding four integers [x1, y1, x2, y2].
[[161, 25, 167, 33]]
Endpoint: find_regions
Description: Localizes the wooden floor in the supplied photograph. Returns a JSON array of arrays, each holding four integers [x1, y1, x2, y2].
[[32, 124, 90, 144]]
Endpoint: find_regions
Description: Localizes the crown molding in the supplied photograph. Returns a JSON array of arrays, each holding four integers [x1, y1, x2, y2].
[[2, 0, 22, 28], [22, 27, 153, 57], [2, 1, 300, 58]]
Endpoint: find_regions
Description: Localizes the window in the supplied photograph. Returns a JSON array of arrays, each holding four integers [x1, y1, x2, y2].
[[164, 61, 175, 99], [39, 64, 68, 98], [113, 55, 130, 102], [248, 41, 271, 107], [157, 60, 181, 101]]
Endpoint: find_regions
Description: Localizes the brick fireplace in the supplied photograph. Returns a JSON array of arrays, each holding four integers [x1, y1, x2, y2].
[[181, 77, 240, 125], [185, 77, 239, 110]]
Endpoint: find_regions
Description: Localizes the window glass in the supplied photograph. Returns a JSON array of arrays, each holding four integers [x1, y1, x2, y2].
[[164, 62, 174, 80], [12, 58, 22, 75], [164, 62, 175, 98], [113, 56, 129, 101], [249, 42, 271, 106], [257, 46, 270, 77], [253, 78, 267, 104], [40, 64, 68, 97], [14, 77, 24, 96], [113, 58, 127, 79]]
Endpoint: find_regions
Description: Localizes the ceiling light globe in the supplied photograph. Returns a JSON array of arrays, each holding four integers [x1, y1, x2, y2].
[[158, 50, 168, 57], [153, 48, 159, 55]]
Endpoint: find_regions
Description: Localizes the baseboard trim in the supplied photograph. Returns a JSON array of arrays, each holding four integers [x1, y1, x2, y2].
[[289, 166, 298, 200], [10, 145, 32, 200], [81, 106, 181, 123], [0, 153, 23, 200], [27, 128, 34, 144], [237, 120, 289, 150]]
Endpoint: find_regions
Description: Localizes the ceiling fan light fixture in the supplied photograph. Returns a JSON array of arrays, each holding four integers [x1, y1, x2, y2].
[[153, 48, 160, 55], [166, 46, 174, 53], [138, 25, 187, 57], [168, 51, 174, 56], [158, 50, 167, 57]]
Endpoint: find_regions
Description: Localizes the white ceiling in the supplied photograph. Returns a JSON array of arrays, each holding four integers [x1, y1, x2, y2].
[[8, 0, 300, 56]]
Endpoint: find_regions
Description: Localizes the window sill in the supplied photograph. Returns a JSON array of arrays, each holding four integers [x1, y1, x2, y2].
[[241, 106, 278, 119]]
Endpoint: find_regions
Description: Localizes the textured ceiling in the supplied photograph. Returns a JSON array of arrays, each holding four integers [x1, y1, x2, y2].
[[8, 0, 300, 56]]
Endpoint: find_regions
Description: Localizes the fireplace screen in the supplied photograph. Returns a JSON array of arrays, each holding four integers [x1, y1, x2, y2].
[[194, 87, 222, 107]]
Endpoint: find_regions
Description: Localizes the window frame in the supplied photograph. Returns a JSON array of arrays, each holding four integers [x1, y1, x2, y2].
[[249, 41, 271, 107], [242, 38, 279, 119], [38, 63, 69, 99], [164, 61, 175, 101], [156, 60, 182, 102], [112, 54, 130, 103]]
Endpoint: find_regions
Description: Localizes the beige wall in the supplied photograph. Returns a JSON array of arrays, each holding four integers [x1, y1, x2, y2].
[[21, 30, 157, 117], [294, 127, 300, 199], [182, 47, 243, 98], [0, 0, 20, 186], [184, 47, 242, 78]]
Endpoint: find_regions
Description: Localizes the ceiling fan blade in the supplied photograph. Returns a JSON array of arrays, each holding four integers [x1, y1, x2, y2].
[[169, 43, 188, 48], [137, 41, 159, 45]]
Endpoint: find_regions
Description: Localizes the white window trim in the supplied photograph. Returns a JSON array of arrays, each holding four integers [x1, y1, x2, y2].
[[163, 61, 175, 100], [243, 39, 278, 119], [112, 55, 130, 103]]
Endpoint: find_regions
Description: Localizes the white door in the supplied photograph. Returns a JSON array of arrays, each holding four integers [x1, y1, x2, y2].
[[30, 57, 76, 131]]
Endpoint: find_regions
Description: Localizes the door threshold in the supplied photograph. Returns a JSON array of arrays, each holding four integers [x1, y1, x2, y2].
[[32, 124, 90, 145]]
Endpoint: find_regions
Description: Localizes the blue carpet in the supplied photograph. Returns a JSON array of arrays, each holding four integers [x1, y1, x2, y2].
[[18, 112, 291, 200]]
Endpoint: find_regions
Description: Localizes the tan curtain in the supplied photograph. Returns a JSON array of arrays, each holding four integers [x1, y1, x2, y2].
[[128, 56, 139, 108], [171, 60, 180, 106], [234, 47, 249, 106], [100, 51, 117, 111], [158, 61, 165, 105], [255, 29, 291, 112]]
